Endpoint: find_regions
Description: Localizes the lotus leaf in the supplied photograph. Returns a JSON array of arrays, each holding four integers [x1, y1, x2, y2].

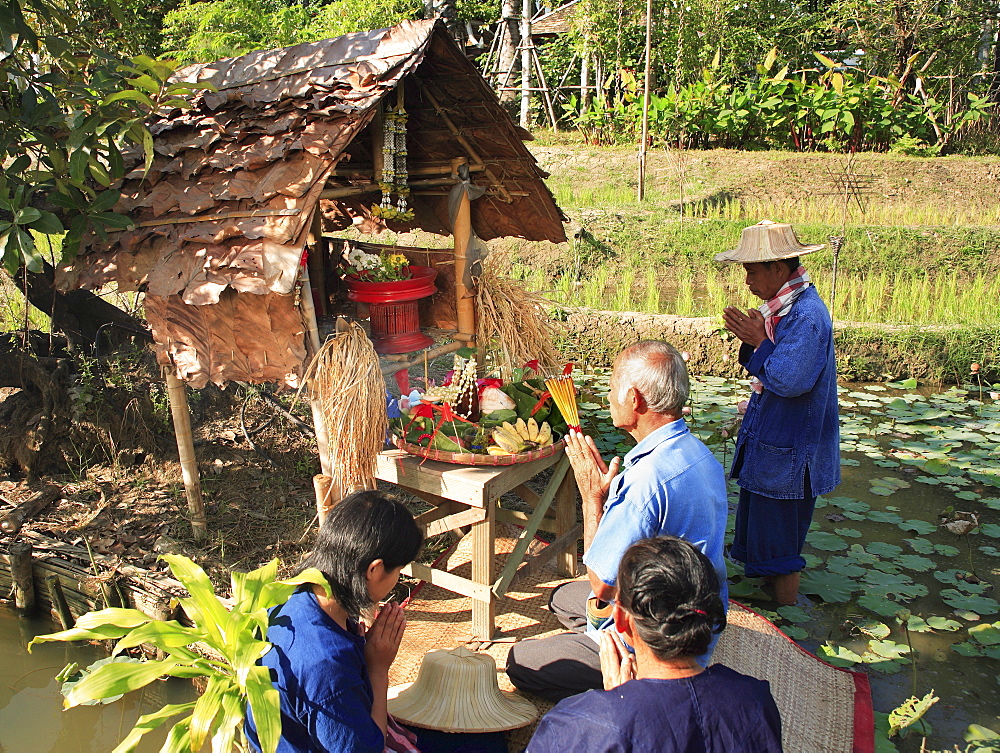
[[893, 555, 936, 572], [926, 616, 962, 631], [940, 589, 1000, 615], [903, 538, 935, 554], [981, 523, 1000, 538], [934, 544, 960, 557], [898, 519, 936, 534], [782, 625, 808, 640], [835, 527, 862, 538], [807, 531, 848, 551], [776, 606, 811, 624], [798, 570, 855, 602], [818, 643, 862, 667], [952, 641, 981, 657], [868, 639, 910, 659], [855, 619, 891, 639], [866, 542, 903, 557], [826, 558, 866, 578], [858, 593, 907, 618], [969, 623, 1000, 646]]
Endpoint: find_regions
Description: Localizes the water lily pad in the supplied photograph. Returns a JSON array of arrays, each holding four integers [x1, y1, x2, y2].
[[953, 609, 982, 622], [862, 657, 905, 674], [969, 623, 1000, 645], [904, 538, 935, 554], [818, 643, 862, 667], [981, 523, 1000, 538], [866, 542, 903, 558], [782, 625, 808, 640], [926, 616, 962, 631], [955, 490, 981, 501], [864, 571, 925, 600], [868, 639, 910, 659], [807, 532, 848, 551], [846, 544, 879, 565], [858, 593, 908, 618], [981, 498, 1000, 510], [842, 458, 861, 466], [952, 641, 981, 657], [898, 519, 936, 534], [871, 560, 902, 575], [980, 546, 1000, 557], [855, 618, 891, 639], [934, 569, 965, 586], [834, 527, 862, 538], [934, 544, 960, 557], [915, 476, 942, 486], [827, 497, 871, 513], [826, 558, 866, 578], [922, 458, 952, 475], [799, 570, 855, 603], [894, 554, 936, 572], [777, 605, 811, 624], [868, 510, 904, 523], [905, 616, 931, 632], [940, 589, 1000, 616]]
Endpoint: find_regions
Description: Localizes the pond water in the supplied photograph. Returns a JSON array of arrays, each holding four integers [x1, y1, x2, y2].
[[578, 374, 1000, 750], [0, 611, 197, 752], [1, 378, 997, 751]]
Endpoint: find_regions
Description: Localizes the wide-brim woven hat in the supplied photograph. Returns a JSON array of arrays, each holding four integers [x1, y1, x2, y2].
[[714, 220, 825, 264], [387, 646, 538, 733]]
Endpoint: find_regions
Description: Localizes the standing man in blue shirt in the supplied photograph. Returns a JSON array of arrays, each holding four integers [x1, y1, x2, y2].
[[719, 220, 840, 606], [506, 340, 729, 702]]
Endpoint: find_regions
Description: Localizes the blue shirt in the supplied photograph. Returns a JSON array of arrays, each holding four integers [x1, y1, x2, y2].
[[525, 665, 783, 753], [584, 419, 729, 607], [245, 589, 384, 753], [733, 286, 840, 499]]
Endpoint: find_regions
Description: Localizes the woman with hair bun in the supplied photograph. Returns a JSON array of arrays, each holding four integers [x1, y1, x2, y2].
[[525, 536, 783, 752]]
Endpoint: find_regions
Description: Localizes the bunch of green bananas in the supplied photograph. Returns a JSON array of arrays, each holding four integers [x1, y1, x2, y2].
[[487, 418, 554, 455]]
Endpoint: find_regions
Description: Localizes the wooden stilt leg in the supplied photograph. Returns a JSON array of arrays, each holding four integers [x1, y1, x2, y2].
[[164, 369, 207, 541], [471, 498, 496, 640]]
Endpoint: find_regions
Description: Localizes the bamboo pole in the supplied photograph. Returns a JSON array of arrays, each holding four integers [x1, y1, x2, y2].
[[45, 574, 74, 630], [298, 259, 335, 482], [313, 474, 338, 526], [164, 369, 207, 541], [0, 485, 62, 535], [10, 542, 35, 617], [638, 0, 653, 202], [453, 190, 476, 346]]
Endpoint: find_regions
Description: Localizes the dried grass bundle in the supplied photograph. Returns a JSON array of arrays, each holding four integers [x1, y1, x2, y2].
[[302, 322, 386, 493], [475, 254, 561, 381]]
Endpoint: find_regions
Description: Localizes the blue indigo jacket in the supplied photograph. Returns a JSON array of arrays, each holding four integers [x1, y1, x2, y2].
[[731, 286, 840, 499]]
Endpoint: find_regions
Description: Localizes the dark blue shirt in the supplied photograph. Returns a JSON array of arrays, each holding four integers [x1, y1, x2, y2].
[[245, 589, 384, 753], [733, 286, 840, 499], [525, 665, 783, 753]]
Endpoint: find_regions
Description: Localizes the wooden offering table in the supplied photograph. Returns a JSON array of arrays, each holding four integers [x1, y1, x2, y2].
[[375, 449, 581, 640]]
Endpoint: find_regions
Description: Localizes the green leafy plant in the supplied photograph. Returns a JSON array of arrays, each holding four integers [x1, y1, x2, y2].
[[28, 555, 328, 753]]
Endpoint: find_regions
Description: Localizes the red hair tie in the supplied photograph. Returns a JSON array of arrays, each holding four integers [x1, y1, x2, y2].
[[691, 609, 707, 616]]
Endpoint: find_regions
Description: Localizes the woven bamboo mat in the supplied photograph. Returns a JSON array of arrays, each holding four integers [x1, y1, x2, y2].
[[393, 524, 872, 753]]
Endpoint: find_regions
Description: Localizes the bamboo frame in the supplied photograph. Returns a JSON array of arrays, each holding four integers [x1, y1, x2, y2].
[[453, 189, 476, 346], [299, 246, 335, 481], [413, 78, 514, 204]]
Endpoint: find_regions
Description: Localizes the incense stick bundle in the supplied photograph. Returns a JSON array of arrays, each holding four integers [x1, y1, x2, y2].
[[302, 322, 386, 494], [544, 375, 580, 431]]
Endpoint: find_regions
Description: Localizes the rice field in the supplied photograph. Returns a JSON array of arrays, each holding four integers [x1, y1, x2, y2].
[[509, 257, 1000, 326]]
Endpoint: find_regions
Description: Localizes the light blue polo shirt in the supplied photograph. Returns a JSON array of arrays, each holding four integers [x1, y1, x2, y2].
[[583, 419, 729, 652]]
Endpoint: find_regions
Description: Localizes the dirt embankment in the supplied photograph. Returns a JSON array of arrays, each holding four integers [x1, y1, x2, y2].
[[554, 309, 999, 384]]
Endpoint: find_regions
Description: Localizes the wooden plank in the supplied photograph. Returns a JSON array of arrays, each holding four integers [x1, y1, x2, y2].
[[492, 456, 571, 598], [495, 506, 557, 530], [471, 500, 496, 640], [511, 483, 541, 508], [374, 451, 560, 508], [554, 468, 580, 577], [507, 523, 583, 591], [423, 508, 486, 538], [402, 561, 492, 602]]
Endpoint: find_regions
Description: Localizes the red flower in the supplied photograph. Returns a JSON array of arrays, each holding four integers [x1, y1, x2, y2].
[[562, 362, 575, 375], [523, 359, 540, 374]]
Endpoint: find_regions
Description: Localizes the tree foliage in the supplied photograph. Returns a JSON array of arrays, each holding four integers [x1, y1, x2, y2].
[[0, 0, 207, 275]]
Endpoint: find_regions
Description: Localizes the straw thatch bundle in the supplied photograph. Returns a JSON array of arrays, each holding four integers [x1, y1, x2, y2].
[[475, 254, 561, 381], [302, 322, 386, 493]]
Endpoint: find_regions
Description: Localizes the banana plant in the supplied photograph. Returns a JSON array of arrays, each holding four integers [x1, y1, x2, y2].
[[28, 555, 328, 753]]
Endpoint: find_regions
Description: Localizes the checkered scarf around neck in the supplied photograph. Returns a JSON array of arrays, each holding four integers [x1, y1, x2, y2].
[[749, 265, 811, 394]]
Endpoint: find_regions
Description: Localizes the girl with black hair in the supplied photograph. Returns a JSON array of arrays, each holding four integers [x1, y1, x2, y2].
[[246, 490, 424, 753], [526, 536, 783, 753]]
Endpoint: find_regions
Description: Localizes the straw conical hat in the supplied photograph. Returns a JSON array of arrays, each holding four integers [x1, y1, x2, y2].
[[714, 220, 825, 264], [387, 646, 538, 733]]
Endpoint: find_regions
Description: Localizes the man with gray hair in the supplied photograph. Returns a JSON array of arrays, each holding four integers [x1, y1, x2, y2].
[[506, 340, 729, 702]]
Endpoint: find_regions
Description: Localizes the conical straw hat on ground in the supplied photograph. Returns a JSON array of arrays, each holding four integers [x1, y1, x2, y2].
[[714, 219, 825, 264], [388, 646, 538, 733]]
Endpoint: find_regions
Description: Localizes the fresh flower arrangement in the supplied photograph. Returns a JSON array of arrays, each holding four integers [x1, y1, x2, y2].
[[341, 242, 412, 282], [392, 355, 575, 457]]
